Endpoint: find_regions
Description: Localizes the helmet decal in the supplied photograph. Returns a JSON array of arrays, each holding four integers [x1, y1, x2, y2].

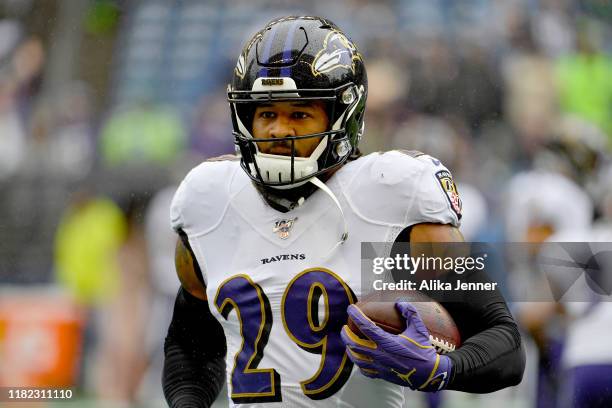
[[235, 32, 262, 80], [235, 54, 246, 79], [312, 31, 363, 76]]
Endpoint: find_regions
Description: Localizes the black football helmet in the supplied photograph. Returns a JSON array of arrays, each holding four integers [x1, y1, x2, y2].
[[536, 115, 607, 185], [228, 16, 367, 189]]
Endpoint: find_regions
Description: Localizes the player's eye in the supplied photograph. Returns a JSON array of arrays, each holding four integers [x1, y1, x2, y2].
[[259, 111, 276, 119], [291, 111, 310, 120]]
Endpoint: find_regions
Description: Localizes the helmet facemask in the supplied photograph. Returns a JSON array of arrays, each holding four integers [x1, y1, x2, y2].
[[229, 83, 366, 189]]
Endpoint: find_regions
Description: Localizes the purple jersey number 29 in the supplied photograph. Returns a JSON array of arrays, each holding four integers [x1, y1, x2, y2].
[[214, 268, 356, 403]]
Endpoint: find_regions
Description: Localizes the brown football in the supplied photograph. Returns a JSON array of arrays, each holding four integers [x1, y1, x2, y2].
[[347, 290, 461, 353]]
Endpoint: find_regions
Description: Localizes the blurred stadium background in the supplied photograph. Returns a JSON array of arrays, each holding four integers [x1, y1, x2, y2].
[[0, 0, 610, 407]]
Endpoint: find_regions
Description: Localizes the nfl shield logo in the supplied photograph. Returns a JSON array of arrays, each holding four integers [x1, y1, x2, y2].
[[273, 217, 298, 239]]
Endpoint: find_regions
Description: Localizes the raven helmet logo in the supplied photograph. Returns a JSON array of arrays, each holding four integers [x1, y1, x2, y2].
[[273, 217, 298, 239], [312, 31, 363, 76]]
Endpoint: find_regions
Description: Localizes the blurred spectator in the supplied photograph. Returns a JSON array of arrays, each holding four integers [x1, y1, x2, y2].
[[99, 103, 187, 167], [136, 185, 181, 403], [359, 58, 408, 153], [502, 18, 558, 163], [93, 193, 152, 405], [555, 18, 612, 138], [442, 43, 503, 130], [532, 0, 575, 58], [390, 115, 471, 174], [54, 192, 126, 305], [0, 19, 43, 181], [189, 88, 235, 158], [29, 81, 95, 180]]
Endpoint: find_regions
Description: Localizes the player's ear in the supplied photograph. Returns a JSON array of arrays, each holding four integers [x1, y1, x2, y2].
[[175, 233, 207, 301]]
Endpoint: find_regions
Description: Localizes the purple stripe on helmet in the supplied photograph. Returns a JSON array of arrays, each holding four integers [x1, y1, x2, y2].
[[258, 22, 279, 78], [280, 20, 299, 77]]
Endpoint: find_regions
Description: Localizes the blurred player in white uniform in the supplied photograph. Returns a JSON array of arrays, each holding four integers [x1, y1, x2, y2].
[[162, 16, 524, 408], [506, 169, 592, 408], [547, 227, 612, 408], [505, 115, 610, 408], [537, 163, 612, 408]]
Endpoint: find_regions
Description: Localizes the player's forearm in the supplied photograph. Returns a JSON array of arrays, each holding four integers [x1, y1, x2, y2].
[[163, 288, 227, 407], [445, 303, 525, 393], [162, 339, 225, 407]]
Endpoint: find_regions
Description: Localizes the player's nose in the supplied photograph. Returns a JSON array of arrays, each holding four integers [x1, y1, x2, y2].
[[269, 116, 296, 138]]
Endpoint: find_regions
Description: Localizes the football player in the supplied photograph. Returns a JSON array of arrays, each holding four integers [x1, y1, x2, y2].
[[163, 16, 525, 407]]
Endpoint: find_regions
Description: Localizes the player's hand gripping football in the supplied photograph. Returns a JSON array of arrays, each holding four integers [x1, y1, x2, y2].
[[341, 302, 452, 392]]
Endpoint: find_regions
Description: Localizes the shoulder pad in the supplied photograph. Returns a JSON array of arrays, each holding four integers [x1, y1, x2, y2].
[[170, 158, 241, 236], [340, 151, 461, 227]]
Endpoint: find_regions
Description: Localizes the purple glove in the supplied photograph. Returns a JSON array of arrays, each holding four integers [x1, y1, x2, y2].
[[341, 301, 452, 392]]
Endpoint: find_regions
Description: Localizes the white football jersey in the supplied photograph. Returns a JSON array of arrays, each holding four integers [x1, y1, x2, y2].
[[504, 170, 593, 241], [170, 151, 460, 408]]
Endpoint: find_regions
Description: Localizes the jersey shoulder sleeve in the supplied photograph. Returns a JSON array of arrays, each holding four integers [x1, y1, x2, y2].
[[406, 151, 462, 227], [170, 157, 240, 236], [340, 151, 461, 227]]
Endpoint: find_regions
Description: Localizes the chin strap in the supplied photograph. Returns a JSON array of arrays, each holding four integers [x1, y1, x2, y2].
[[309, 177, 349, 260]]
